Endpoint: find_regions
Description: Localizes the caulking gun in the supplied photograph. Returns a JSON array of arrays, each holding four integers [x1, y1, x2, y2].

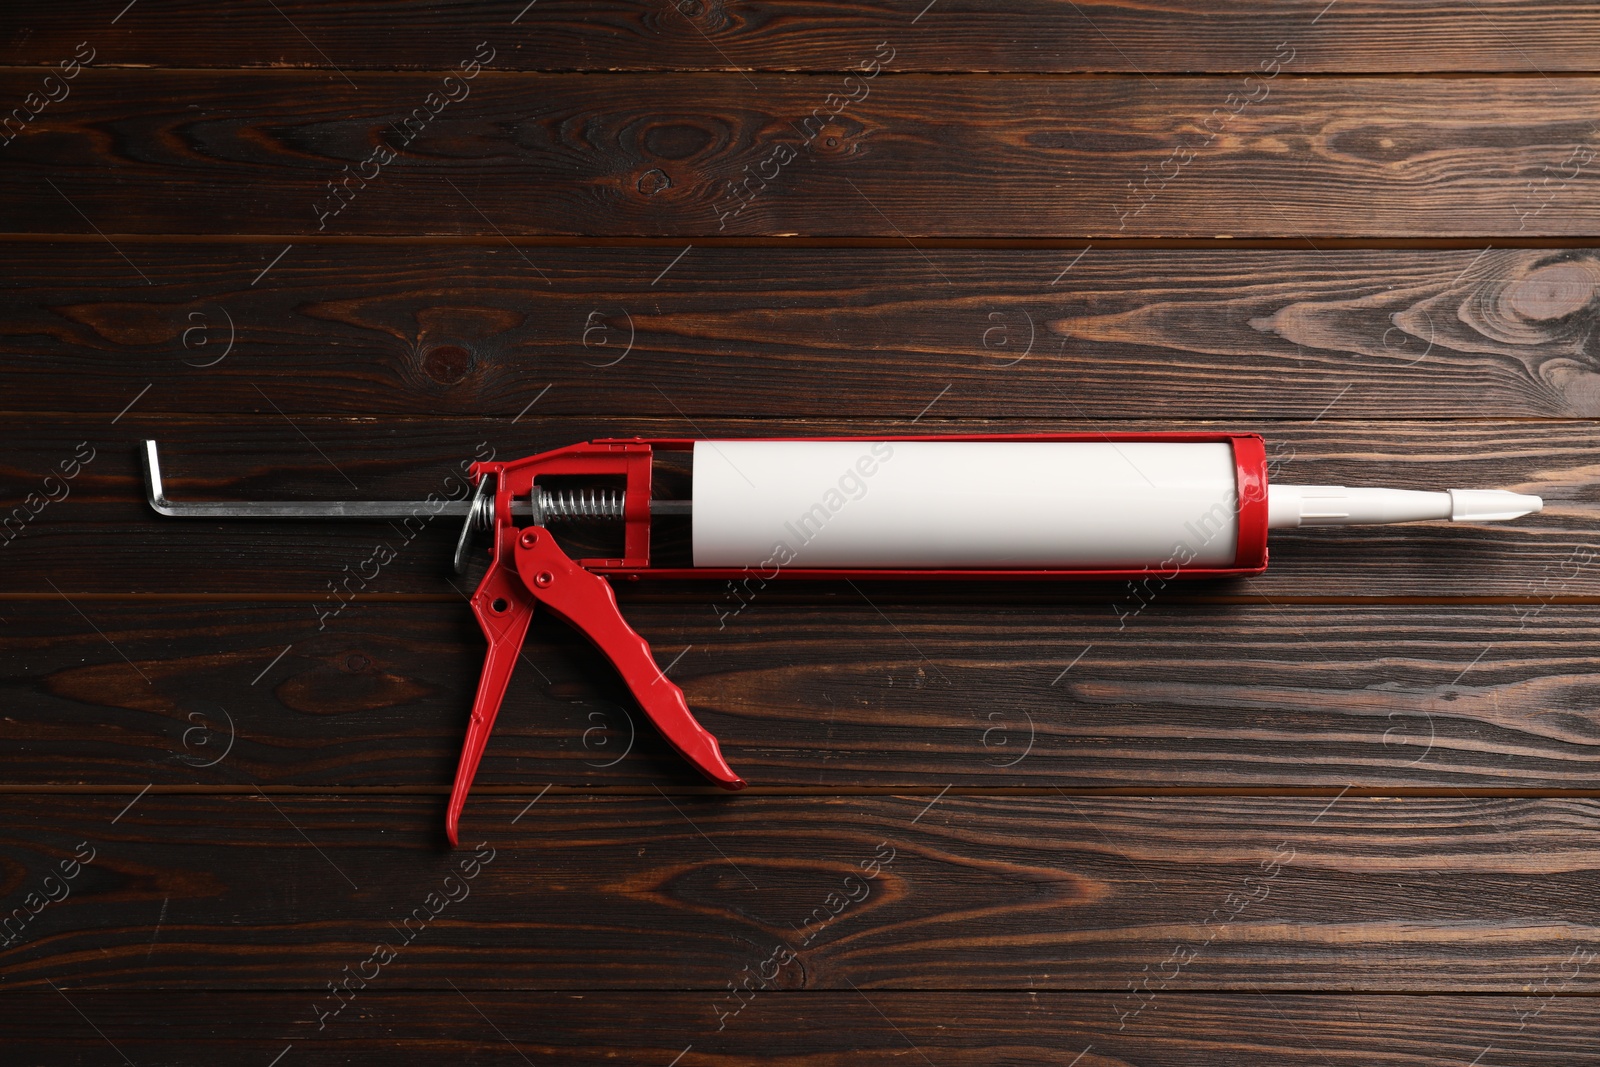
[[140, 434, 1542, 844]]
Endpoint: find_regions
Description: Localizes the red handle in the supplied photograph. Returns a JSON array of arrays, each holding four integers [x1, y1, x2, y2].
[[446, 522, 743, 846]]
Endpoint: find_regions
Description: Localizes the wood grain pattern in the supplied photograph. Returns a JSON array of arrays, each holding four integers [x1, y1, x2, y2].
[[5, 243, 1600, 418], [1, 415, 1587, 596], [11, 1, 1600, 73], [5, 991, 1597, 1065], [2, 794, 1597, 991], [5, 598, 1600, 792], [7, 73, 1600, 237], [7, 3, 1596, 1058]]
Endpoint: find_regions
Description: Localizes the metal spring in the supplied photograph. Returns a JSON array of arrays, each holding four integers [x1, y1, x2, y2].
[[536, 487, 626, 522], [466, 476, 497, 532]]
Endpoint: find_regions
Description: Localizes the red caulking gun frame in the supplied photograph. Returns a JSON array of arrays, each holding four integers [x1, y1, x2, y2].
[[140, 433, 1543, 845]]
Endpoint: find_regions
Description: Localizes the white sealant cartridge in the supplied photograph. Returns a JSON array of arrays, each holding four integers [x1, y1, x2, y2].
[[689, 434, 1542, 577]]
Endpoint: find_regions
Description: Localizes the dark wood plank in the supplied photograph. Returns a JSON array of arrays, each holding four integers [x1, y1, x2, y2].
[[5, 243, 1599, 418], [3, 991, 1595, 1065], [3, 598, 1597, 792], [1, 416, 1584, 596], [7, 73, 1600, 236], [11, 1, 1600, 73], [2, 795, 1597, 990]]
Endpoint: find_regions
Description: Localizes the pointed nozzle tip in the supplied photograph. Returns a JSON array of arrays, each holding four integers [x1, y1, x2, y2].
[[1449, 489, 1543, 523]]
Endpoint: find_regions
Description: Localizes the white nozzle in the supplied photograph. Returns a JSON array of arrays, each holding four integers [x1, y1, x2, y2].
[[1267, 485, 1542, 529], [1446, 488, 1546, 523]]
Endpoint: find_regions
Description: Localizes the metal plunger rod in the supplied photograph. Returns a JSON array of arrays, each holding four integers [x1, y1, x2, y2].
[[140, 440, 691, 519]]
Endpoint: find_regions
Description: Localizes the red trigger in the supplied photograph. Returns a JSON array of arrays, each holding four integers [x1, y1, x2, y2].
[[446, 521, 537, 848]]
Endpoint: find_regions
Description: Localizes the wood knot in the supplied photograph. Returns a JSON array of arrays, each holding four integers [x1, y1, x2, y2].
[[637, 168, 674, 196], [1506, 261, 1599, 322], [806, 116, 865, 157], [422, 344, 473, 384]]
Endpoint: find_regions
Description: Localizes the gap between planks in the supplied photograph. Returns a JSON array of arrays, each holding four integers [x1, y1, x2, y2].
[[9, 233, 1600, 251]]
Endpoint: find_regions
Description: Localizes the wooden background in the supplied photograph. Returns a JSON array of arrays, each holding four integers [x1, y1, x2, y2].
[[4, 2, 1600, 1062]]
